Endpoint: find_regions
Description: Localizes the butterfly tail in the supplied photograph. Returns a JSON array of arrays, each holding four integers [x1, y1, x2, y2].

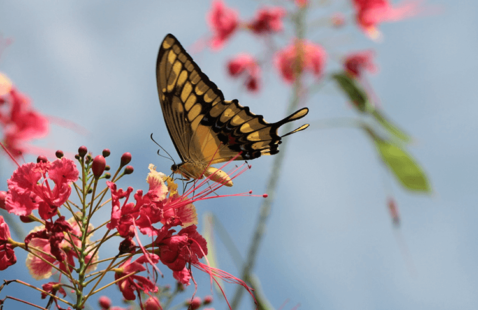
[[276, 107, 309, 137], [282, 123, 310, 138]]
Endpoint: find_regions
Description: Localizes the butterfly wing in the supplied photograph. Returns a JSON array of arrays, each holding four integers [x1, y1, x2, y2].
[[156, 34, 309, 169]]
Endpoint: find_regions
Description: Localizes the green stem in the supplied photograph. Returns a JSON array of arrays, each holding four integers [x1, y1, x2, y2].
[[230, 6, 307, 308]]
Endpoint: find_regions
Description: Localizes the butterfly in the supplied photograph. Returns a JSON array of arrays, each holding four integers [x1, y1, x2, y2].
[[156, 34, 309, 187]]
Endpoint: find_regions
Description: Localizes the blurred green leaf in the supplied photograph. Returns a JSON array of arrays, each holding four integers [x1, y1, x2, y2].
[[332, 72, 372, 113], [202, 213, 224, 295], [371, 110, 411, 143], [365, 127, 431, 192], [246, 274, 274, 310]]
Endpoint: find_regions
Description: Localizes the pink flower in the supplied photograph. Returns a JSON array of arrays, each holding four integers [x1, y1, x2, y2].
[[114, 255, 159, 301], [0, 73, 12, 97], [275, 40, 327, 83], [155, 225, 207, 272], [119, 165, 198, 237], [25, 215, 97, 280], [98, 296, 111, 309], [353, 0, 424, 38], [0, 87, 48, 158], [173, 267, 191, 286], [106, 181, 135, 235], [344, 50, 377, 78], [247, 7, 286, 35], [294, 0, 309, 7], [227, 54, 261, 92], [5, 158, 78, 219], [0, 216, 16, 270], [41, 282, 66, 299], [208, 0, 239, 50]]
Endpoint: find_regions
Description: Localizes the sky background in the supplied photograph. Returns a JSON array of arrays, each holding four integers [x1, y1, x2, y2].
[[1, 0, 478, 309]]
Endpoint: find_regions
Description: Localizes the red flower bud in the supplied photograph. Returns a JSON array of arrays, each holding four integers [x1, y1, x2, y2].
[[37, 155, 48, 163], [98, 296, 111, 309], [55, 150, 64, 158], [78, 146, 88, 157], [187, 297, 201, 310], [120, 152, 132, 166], [92, 155, 106, 178], [124, 165, 134, 175], [144, 296, 161, 310], [0, 191, 6, 210], [119, 238, 136, 254], [204, 295, 213, 304], [102, 149, 111, 157], [20, 216, 34, 223]]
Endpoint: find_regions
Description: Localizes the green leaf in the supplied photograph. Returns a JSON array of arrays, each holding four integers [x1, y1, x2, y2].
[[202, 213, 224, 294], [371, 109, 411, 143], [366, 128, 431, 192], [246, 274, 274, 310], [332, 72, 372, 113]]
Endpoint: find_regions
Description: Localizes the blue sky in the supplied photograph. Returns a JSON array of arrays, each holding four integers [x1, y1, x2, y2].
[[1, 1, 477, 309]]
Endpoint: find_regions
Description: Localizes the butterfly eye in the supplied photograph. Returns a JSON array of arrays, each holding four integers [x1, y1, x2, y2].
[[171, 164, 178, 172]]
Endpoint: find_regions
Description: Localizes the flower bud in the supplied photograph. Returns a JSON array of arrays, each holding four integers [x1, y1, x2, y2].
[[0, 191, 6, 210], [37, 155, 47, 163], [120, 152, 132, 166], [124, 165, 134, 175], [55, 150, 64, 158], [98, 296, 111, 309], [186, 297, 201, 310], [86, 154, 92, 163], [119, 238, 136, 254], [105, 165, 110, 171], [74, 154, 80, 160], [144, 297, 160, 310], [102, 149, 111, 157], [92, 155, 106, 178], [104, 173, 111, 179], [203, 295, 213, 304], [177, 282, 185, 292], [20, 216, 34, 223], [78, 146, 88, 158]]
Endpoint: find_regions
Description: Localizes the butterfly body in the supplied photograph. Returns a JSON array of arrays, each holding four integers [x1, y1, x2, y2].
[[173, 162, 233, 187], [156, 34, 309, 186]]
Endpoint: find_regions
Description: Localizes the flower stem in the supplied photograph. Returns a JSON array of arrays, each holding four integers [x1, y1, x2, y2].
[[231, 6, 307, 308]]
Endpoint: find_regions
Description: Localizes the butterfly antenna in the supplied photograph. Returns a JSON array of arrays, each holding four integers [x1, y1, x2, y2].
[[150, 133, 176, 164]]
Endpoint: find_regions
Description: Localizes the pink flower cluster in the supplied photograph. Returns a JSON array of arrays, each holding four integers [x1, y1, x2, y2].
[[205, 0, 424, 92], [0, 146, 256, 308], [207, 1, 328, 90], [208, 0, 287, 49], [105, 165, 218, 300]]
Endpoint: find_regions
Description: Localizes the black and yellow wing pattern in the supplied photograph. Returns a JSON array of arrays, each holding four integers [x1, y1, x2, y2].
[[156, 34, 309, 186]]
